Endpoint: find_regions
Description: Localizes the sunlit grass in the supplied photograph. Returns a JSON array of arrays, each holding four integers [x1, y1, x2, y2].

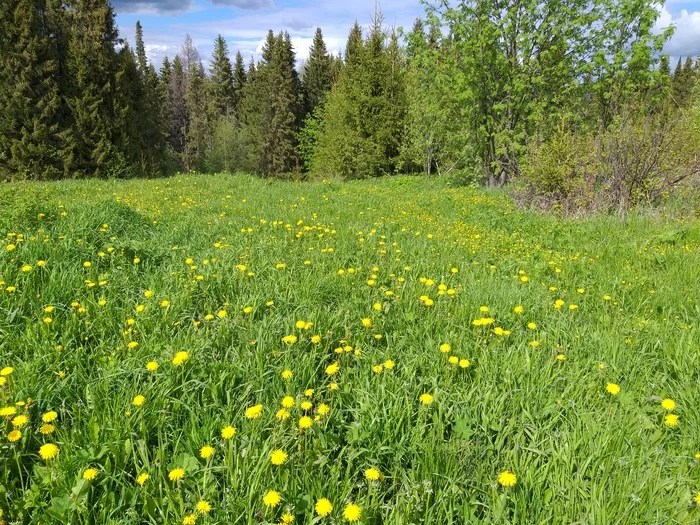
[[1, 174, 700, 523]]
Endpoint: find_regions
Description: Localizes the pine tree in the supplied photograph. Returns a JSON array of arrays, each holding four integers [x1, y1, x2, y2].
[[302, 27, 333, 116], [184, 61, 211, 171], [345, 21, 364, 68], [232, 51, 247, 115], [210, 35, 235, 118]]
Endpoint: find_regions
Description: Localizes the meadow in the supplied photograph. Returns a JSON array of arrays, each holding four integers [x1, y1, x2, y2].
[[1, 174, 700, 524]]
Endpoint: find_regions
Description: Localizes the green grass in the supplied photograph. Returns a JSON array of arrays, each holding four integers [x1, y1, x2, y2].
[[1, 174, 700, 524]]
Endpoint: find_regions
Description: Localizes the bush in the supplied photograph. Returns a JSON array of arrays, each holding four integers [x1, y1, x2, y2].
[[518, 111, 700, 212]]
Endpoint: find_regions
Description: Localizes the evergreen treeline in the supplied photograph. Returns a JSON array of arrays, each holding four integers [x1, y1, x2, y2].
[[1, 0, 699, 183]]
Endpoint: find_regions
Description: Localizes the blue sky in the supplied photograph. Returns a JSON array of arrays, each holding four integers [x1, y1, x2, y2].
[[114, 0, 700, 69]]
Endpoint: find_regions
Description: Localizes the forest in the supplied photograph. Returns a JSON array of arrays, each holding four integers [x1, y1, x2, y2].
[[1, 0, 699, 209]]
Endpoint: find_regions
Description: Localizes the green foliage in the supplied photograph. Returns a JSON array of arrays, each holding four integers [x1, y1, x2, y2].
[[210, 35, 236, 118], [310, 18, 407, 179], [302, 27, 333, 117]]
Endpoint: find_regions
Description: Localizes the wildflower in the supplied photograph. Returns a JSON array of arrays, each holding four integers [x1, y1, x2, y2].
[[569, 304, 578, 310], [325, 362, 339, 376], [172, 351, 189, 366], [317, 404, 330, 416], [217, 310, 227, 319], [196, 500, 211, 514], [527, 322, 537, 330], [311, 335, 321, 344], [315, 498, 333, 517], [361, 318, 372, 328], [661, 398, 676, 411], [300, 401, 312, 410], [373, 364, 384, 373], [127, 341, 138, 349], [221, 426, 237, 439], [243, 306, 253, 314], [200, 445, 215, 459], [694, 492, 700, 505], [419, 393, 434, 406], [282, 369, 293, 380], [42, 410, 58, 422], [270, 449, 288, 465], [21, 265, 32, 273], [39, 424, 55, 434], [146, 361, 159, 372], [136, 473, 149, 486], [183, 513, 197, 525], [299, 416, 313, 429], [343, 503, 361, 522], [263, 490, 281, 508], [8, 430, 21, 442], [282, 335, 297, 345], [281, 396, 295, 408], [276, 409, 290, 420], [439, 343, 451, 353], [0, 367, 14, 376], [281, 513, 295, 523], [606, 383, 621, 396], [556, 354, 566, 361], [498, 470, 517, 487], [83, 468, 98, 480], [6, 244, 15, 252], [83, 261, 92, 268], [168, 468, 185, 481], [39, 443, 59, 460], [11, 415, 28, 428], [365, 467, 381, 481], [304, 389, 314, 398], [514, 306, 524, 314], [245, 404, 263, 420], [459, 359, 471, 368], [664, 414, 679, 427]]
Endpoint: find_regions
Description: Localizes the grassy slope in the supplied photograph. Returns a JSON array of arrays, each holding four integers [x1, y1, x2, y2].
[[1, 174, 700, 524]]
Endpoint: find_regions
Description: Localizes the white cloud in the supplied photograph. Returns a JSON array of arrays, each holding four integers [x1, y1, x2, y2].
[[656, 6, 700, 58]]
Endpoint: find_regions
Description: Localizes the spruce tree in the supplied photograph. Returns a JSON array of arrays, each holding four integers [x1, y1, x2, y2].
[[62, 0, 121, 177], [232, 51, 247, 115], [135, 20, 148, 74], [168, 55, 187, 153], [0, 0, 63, 179], [302, 27, 333, 116], [210, 35, 235, 118], [184, 62, 211, 171]]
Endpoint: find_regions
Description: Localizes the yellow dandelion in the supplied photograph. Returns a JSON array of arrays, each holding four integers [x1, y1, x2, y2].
[[245, 404, 263, 420], [365, 467, 381, 481], [498, 470, 517, 487], [39, 443, 59, 460], [299, 416, 313, 429], [168, 468, 185, 481], [136, 472, 149, 486], [83, 468, 98, 480], [172, 351, 189, 366], [315, 498, 333, 517], [270, 449, 288, 466], [196, 500, 211, 514], [263, 490, 281, 508], [200, 445, 215, 459], [661, 398, 676, 411], [664, 414, 680, 427], [419, 393, 434, 405], [8, 430, 22, 442], [606, 383, 621, 396], [221, 426, 237, 439]]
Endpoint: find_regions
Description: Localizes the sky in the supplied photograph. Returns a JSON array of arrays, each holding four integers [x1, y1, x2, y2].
[[113, 0, 700, 69]]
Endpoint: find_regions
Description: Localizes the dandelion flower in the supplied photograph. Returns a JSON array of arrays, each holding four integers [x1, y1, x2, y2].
[[270, 449, 288, 465], [276, 409, 290, 420], [146, 361, 159, 372], [300, 401, 312, 411], [183, 513, 197, 525], [136, 473, 149, 486], [132, 395, 146, 406], [419, 393, 434, 405], [361, 318, 372, 328], [315, 498, 333, 517], [245, 404, 263, 420], [664, 414, 679, 427], [39, 443, 59, 460], [221, 426, 237, 439], [8, 430, 21, 442], [343, 503, 361, 522], [172, 351, 189, 366], [281, 335, 297, 344], [83, 468, 98, 480], [694, 492, 700, 506], [200, 445, 215, 459], [606, 383, 621, 396], [263, 490, 281, 508], [325, 362, 339, 376], [11, 415, 28, 427], [661, 398, 676, 411], [282, 369, 293, 380], [365, 467, 381, 481], [384, 359, 395, 369], [0, 367, 14, 376], [281, 513, 295, 523], [168, 468, 185, 481], [498, 470, 517, 487], [0, 406, 17, 417], [299, 416, 313, 429], [317, 404, 330, 416], [39, 424, 55, 434], [459, 359, 471, 368], [196, 500, 211, 514]]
